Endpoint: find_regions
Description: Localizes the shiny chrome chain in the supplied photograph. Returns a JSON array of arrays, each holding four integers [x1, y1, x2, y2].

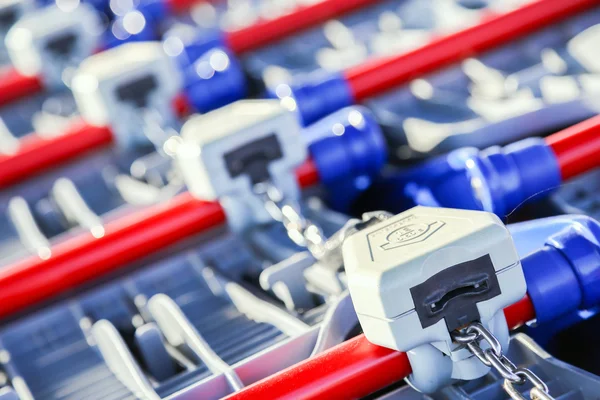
[[452, 322, 554, 400], [254, 182, 330, 260]]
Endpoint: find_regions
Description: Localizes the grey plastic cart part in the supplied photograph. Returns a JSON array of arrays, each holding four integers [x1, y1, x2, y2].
[[176, 100, 306, 234], [72, 42, 182, 150], [247, 202, 350, 264], [0, 203, 348, 400], [550, 168, 600, 220], [303, 259, 346, 297], [377, 333, 600, 399], [0, 118, 19, 155], [6, 4, 101, 89], [114, 175, 165, 207], [9, 377, 33, 400], [343, 207, 526, 392], [91, 320, 160, 400], [167, 327, 321, 400], [361, 8, 600, 160], [134, 323, 179, 382], [130, 151, 172, 187], [0, 0, 33, 38], [0, 387, 20, 400], [7, 196, 50, 259], [260, 251, 318, 311], [147, 294, 244, 392], [206, 267, 311, 336], [52, 177, 105, 238], [311, 291, 358, 356], [0, 305, 138, 400]]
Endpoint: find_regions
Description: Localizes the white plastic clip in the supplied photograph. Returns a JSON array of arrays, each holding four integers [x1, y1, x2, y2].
[[343, 206, 526, 393]]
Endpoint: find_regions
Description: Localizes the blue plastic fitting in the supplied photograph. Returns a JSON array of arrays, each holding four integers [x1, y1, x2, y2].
[[305, 106, 387, 212], [181, 48, 247, 114], [476, 138, 562, 215], [176, 29, 227, 67], [400, 137, 562, 217], [135, 0, 169, 23], [304, 106, 387, 185], [521, 246, 582, 324], [82, 0, 110, 13], [269, 71, 355, 127], [104, 0, 173, 48], [547, 222, 600, 309], [521, 217, 600, 324], [103, 10, 159, 48]]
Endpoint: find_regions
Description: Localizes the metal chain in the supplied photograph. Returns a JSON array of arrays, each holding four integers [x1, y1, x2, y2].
[[452, 322, 554, 400], [254, 181, 393, 265], [141, 109, 175, 153], [254, 182, 330, 261]]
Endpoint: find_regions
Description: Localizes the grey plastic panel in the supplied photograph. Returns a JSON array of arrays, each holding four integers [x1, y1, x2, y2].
[[550, 168, 600, 220], [377, 334, 600, 400]]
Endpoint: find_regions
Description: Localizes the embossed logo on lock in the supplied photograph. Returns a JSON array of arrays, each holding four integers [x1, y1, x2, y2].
[[380, 221, 445, 250]]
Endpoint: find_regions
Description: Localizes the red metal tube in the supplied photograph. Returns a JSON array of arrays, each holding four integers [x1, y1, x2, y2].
[[503, 294, 536, 330], [0, 113, 318, 191], [224, 0, 380, 54], [172, 93, 193, 117], [228, 295, 537, 400], [0, 0, 379, 106], [0, 120, 114, 190], [546, 114, 600, 181], [0, 161, 319, 318], [344, 0, 597, 101], [1, 0, 594, 189], [0, 193, 225, 318], [232, 335, 410, 400], [296, 157, 320, 188], [0, 68, 44, 107], [165, 0, 206, 14], [0, 95, 197, 190], [0, 0, 202, 104]]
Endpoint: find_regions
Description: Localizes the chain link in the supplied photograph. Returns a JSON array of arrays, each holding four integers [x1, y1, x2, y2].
[[254, 182, 330, 260], [254, 183, 554, 400], [255, 182, 391, 269], [452, 322, 554, 400]]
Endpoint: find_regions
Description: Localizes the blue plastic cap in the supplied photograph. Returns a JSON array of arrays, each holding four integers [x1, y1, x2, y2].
[[548, 222, 600, 309], [103, 10, 159, 48], [401, 138, 561, 218], [521, 246, 581, 324], [269, 71, 355, 127], [136, 0, 169, 22], [166, 28, 227, 68], [182, 48, 247, 114], [475, 138, 562, 216], [522, 217, 600, 323], [305, 106, 387, 185], [400, 148, 484, 211], [83, 0, 110, 13]]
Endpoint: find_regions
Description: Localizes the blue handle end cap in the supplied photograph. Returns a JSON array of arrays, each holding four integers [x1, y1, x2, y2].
[[182, 48, 247, 114], [269, 71, 354, 127], [306, 106, 387, 186]]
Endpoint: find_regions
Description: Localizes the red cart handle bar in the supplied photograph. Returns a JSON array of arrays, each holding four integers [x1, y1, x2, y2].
[[0, 0, 381, 107], [225, 295, 536, 400], [344, 0, 598, 101], [0, 0, 595, 190], [0, 159, 319, 319]]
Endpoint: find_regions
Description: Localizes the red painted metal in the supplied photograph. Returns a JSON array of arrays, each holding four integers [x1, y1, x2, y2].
[[227, 295, 537, 399], [0, 120, 113, 189], [546, 114, 600, 181], [345, 0, 597, 101], [0, 160, 319, 318], [0, 67, 44, 107]]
